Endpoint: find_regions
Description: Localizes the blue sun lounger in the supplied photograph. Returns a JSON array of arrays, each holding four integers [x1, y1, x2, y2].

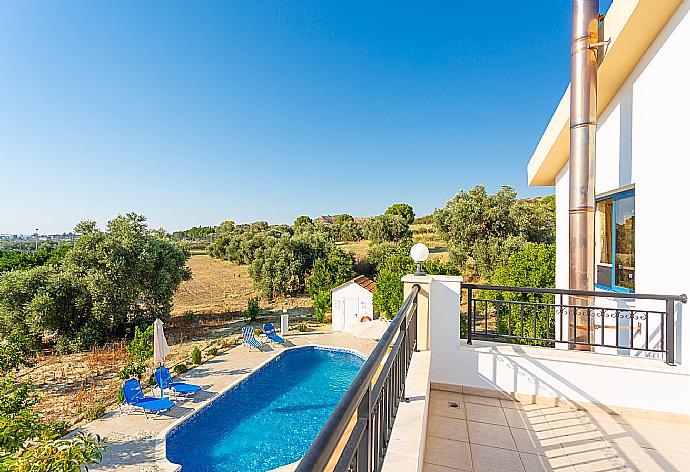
[[121, 378, 175, 418], [155, 366, 202, 399], [262, 322, 285, 345], [242, 326, 262, 351]]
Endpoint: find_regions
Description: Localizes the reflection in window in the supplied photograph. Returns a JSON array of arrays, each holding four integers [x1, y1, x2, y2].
[[615, 194, 635, 290], [595, 191, 634, 291]]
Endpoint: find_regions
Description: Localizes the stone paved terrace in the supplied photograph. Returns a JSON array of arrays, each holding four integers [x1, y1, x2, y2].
[[423, 388, 690, 472], [79, 331, 377, 471]]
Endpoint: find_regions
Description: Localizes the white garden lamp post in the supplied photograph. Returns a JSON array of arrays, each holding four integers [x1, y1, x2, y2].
[[410, 243, 429, 275]]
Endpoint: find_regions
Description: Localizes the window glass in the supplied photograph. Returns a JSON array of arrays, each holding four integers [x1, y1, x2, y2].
[[596, 199, 613, 265], [614, 194, 635, 290]]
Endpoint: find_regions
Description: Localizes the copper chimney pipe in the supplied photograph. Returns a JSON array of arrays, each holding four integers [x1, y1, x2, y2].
[[569, 0, 599, 349]]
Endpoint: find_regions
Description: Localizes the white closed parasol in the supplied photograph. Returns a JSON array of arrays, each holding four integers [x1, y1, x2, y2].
[[153, 318, 170, 397]]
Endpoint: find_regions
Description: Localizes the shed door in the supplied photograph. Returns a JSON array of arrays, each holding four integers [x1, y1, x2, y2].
[[345, 298, 358, 331]]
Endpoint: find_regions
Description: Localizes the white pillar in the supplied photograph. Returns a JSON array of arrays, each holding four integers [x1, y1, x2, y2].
[[403, 274, 463, 383]]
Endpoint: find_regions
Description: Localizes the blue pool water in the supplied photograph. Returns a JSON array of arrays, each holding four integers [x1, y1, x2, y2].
[[166, 347, 364, 472]]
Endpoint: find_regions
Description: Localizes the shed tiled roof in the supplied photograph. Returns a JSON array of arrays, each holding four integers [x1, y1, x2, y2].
[[333, 275, 376, 294], [353, 275, 376, 293]]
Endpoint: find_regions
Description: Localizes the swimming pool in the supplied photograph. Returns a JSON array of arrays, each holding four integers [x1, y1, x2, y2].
[[166, 346, 364, 471]]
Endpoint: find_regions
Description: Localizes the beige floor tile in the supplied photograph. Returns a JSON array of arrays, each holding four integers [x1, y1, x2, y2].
[[431, 389, 466, 404], [427, 415, 469, 442], [566, 448, 626, 472], [600, 429, 655, 450], [519, 452, 576, 472], [551, 424, 603, 444], [424, 436, 473, 471], [510, 427, 561, 456], [558, 438, 611, 456], [629, 420, 690, 453], [423, 462, 465, 472], [500, 398, 544, 411], [465, 402, 507, 426], [539, 406, 582, 418], [467, 421, 516, 450], [504, 408, 551, 431], [463, 394, 501, 407], [546, 414, 595, 432], [429, 397, 466, 420], [583, 411, 630, 426], [656, 450, 690, 471], [613, 447, 681, 472], [470, 443, 525, 472]]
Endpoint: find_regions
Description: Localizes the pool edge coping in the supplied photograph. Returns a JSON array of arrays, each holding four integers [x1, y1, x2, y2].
[[154, 343, 368, 472]]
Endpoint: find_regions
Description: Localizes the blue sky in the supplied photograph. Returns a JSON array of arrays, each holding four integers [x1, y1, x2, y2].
[[0, 1, 612, 234]]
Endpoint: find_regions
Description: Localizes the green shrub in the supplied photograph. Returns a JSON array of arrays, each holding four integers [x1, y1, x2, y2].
[[366, 240, 412, 274], [484, 243, 556, 346], [116, 388, 125, 403], [118, 361, 146, 380], [312, 292, 330, 323], [373, 255, 460, 319], [173, 363, 188, 374], [207, 347, 218, 356], [126, 325, 154, 364], [191, 347, 202, 365], [184, 310, 197, 323], [245, 297, 261, 321], [0, 332, 107, 470], [147, 373, 157, 386], [296, 322, 308, 332], [4, 432, 109, 471], [83, 403, 106, 422], [306, 248, 355, 322]]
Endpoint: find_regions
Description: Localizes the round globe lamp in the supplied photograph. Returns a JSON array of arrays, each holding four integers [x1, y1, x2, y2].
[[410, 243, 430, 275]]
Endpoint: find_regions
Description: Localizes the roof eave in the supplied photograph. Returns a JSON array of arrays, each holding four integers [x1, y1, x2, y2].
[[527, 0, 682, 187]]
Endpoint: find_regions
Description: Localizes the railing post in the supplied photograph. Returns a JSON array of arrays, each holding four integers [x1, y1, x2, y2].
[[401, 309, 409, 403], [665, 299, 675, 365], [356, 387, 371, 472], [466, 287, 473, 345]]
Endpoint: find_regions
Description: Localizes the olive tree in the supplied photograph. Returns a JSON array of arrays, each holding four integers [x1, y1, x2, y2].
[[433, 185, 555, 276], [0, 213, 191, 351], [385, 203, 415, 225], [362, 214, 411, 244]]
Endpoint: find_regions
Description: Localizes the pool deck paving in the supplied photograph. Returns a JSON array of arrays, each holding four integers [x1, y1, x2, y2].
[[80, 331, 377, 472]]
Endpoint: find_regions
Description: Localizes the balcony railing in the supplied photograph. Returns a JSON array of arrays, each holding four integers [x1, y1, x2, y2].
[[464, 284, 687, 365], [296, 284, 419, 472]]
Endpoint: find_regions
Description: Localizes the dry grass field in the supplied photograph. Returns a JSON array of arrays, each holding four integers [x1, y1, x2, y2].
[[25, 254, 316, 428]]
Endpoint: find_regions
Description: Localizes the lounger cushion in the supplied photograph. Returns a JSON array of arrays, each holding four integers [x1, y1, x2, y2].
[[267, 333, 285, 344], [170, 383, 202, 394], [132, 397, 175, 411]]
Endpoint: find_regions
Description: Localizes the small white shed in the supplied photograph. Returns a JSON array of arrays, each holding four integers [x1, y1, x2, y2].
[[331, 275, 376, 333]]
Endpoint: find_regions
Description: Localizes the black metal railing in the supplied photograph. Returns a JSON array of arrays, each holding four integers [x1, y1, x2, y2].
[[464, 284, 687, 365], [296, 285, 419, 472]]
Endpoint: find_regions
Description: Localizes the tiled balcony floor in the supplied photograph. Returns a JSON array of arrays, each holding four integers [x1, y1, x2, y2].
[[423, 389, 690, 472]]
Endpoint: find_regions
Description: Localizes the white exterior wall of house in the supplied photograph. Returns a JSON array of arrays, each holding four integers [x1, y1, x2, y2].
[[554, 2, 690, 365], [331, 283, 374, 333], [423, 3, 690, 417]]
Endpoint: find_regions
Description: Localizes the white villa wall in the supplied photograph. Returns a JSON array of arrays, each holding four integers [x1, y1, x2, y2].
[[331, 283, 373, 333], [554, 3, 690, 365]]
